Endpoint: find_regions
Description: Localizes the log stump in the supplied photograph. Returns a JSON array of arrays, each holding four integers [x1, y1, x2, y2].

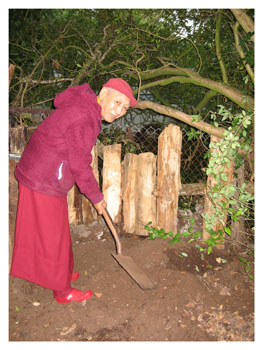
[[157, 124, 182, 234], [102, 144, 122, 223], [135, 152, 157, 236], [122, 153, 138, 233]]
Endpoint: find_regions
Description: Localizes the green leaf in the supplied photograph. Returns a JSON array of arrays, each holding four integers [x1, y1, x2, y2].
[[207, 246, 213, 255], [226, 185, 236, 197], [245, 265, 250, 273], [239, 257, 248, 264], [181, 252, 188, 257], [221, 173, 228, 182], [194, 232, 202, 239], [182, 232, 191, 237], [224, 227, 231, 236], [190, 217, 195, 226]]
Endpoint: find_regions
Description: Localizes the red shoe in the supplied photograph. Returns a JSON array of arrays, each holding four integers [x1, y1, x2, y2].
[[54, 288, 93, 304], [71, 271, 79, 282]]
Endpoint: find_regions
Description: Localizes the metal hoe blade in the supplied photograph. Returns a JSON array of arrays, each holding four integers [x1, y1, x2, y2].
[[112, 253, 157, 290], [103, 208, 157, 290]]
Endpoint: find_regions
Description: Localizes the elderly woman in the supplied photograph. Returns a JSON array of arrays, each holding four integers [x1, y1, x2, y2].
[[10, 78, 137, 304]]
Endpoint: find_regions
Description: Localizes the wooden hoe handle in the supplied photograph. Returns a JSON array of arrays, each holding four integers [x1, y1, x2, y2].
[[102, 208, 122, 255]]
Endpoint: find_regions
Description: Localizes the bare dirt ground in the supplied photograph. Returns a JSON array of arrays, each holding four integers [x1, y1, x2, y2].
[[9, 160, 254, 342]]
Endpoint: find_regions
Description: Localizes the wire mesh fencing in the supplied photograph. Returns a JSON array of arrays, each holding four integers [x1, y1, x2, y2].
[[97, 121, 210, 213], [98, 121, 210, 185]]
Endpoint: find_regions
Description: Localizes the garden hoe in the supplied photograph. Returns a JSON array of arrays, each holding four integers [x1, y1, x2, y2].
[[102, 208, 157, 290]]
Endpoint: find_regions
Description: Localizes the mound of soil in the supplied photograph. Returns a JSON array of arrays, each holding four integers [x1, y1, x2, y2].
[[8, 159, 254, 341], [9, 222, 254, 341]]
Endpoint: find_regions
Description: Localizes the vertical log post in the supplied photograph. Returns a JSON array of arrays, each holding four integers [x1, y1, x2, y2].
[[67, 185, 83, 225], [122, 153, 138, 233], [202, 135, 234, 245], [9, 126, 36, 154], [135, 152, 157, 236], [102, 144, 122, 223], [82, 145, 99, 224], [9, 159, 18, 271], [68, 146, 99, 226], [157, 124, 182, 234]]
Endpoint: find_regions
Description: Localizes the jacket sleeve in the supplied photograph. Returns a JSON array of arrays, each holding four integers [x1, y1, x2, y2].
[[65, 118, 103, 204]]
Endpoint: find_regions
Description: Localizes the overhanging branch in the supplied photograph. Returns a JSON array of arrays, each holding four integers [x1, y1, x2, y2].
[[135, 100, 226, 138], [133, 66, 254, 112]]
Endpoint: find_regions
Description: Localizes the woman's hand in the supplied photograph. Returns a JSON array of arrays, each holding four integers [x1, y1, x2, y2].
[[93, 199, 107, 215]]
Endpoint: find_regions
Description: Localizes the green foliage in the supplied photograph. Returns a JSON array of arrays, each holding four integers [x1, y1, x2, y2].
[[203, 106, 254, 237], [9, 9, 254, 115], [145, 218, 224, 261], [145, 105, 254, 276], [186, 128, 201, 140], [98, 126, 144, 155], [238, 253, 254, 280], [145, 219, 202, 246], [145, 215, 231, 258]]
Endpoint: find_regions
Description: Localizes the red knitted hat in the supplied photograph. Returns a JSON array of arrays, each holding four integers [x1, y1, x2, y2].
[[103, 78, 137, 107]]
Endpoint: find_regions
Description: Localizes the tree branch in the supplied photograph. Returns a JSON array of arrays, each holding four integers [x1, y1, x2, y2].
[[24, 78, 74, 85], [231, 9, 254, 41], [133, 68, 254, 111], [233, 22, 254, 85], [132, 26, 203, 72], [19, 29, 71, 106], [195, 90, 218, 113], [215, 11, 228, 84], [135, 100, 226, 138], [9, 64, 15, 86]]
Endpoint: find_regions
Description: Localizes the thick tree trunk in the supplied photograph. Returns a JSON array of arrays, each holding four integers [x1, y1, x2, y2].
[[202, 136, 234, 247], [231, 164, 246, 250]]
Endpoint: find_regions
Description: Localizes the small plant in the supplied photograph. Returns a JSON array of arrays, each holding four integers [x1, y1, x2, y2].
[[145, 217, 202, 246], [238, 250, 254, 280], [145, 217, 228, 260]]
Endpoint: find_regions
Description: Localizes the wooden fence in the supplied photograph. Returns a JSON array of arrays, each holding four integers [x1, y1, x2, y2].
[[68, 123, 182, 236], [10, 124, 252, 240]]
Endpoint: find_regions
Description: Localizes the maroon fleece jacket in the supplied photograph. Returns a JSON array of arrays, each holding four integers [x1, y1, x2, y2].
[[15, 83, 103, 204]]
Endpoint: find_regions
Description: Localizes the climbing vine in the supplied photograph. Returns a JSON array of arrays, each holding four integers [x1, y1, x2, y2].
[[145, 106, 254, 275], [203, 105, 254, 244]]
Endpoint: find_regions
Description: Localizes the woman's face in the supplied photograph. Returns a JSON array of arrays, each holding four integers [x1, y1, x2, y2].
[[99, 88, 130, 123]]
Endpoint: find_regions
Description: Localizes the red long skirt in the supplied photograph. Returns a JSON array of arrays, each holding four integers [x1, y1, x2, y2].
[[10, 183, 73, 291]]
